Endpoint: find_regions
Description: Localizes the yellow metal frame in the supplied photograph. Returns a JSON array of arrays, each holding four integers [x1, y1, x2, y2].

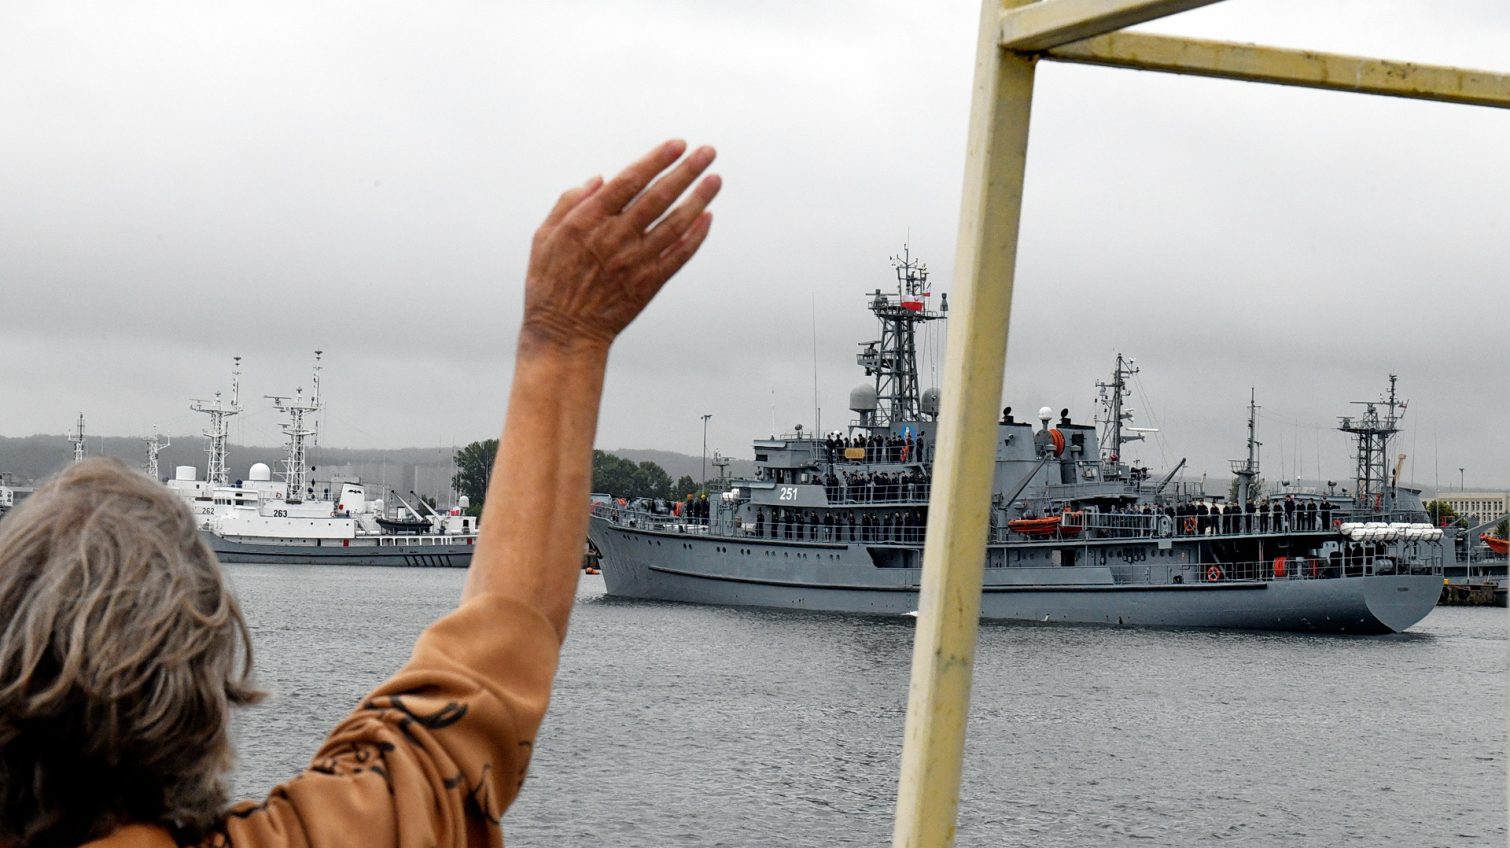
[[892, 3, 1510, 846]]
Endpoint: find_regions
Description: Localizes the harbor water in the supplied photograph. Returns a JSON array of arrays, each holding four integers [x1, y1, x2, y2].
[[227, 563, 1506, 846]]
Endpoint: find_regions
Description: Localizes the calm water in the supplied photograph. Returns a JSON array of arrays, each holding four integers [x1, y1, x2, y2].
[[226, 564, 1506, 846]]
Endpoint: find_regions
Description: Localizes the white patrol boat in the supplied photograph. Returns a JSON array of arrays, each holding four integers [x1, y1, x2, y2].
[[170, 353, 477, 568]]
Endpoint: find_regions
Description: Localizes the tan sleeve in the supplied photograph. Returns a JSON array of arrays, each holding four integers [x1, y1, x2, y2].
[[216, 593, 561, 848]]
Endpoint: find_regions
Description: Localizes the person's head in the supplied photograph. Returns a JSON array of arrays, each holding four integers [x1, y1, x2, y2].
[[0, 458, 262, 848]]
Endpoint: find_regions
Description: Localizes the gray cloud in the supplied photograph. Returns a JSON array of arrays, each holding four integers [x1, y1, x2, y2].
[[1, 0, 1506, 488]]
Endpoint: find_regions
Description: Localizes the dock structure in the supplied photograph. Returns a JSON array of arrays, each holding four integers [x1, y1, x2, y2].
[[893, 3, 1510, 846], [1439, 580, 1507, 608]]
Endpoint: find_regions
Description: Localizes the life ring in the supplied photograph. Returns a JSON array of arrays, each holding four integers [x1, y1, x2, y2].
[[1184, 517, 1198, 533], [1332, 518, 1342, 530], [1205, 565, 1223, 582]]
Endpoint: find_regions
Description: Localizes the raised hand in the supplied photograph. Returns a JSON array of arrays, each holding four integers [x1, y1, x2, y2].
[[521, 139, 721, 354]]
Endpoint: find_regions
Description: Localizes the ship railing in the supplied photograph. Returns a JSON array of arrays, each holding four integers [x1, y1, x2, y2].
[[987, 507, 1415, 542], [372, 533, 477, 546], [593, 503, 934, 545], [1160, 553, 1441, 584], [1077, 512, 1159, 539], [592, 504, 718, 534], [746, 521, 928, 545], [819, 444, 930, 466], [825, 481, 933, 505]]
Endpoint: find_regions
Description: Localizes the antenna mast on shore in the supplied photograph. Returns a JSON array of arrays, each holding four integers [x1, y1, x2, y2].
[[191, 356, 242, 487], [68, 413, 87, 463], [267, 351, 324, 503]]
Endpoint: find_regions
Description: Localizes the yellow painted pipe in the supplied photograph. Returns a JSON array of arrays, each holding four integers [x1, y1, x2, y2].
[[890, 1, 1035, 845], [1046, 32, 1510, 110]]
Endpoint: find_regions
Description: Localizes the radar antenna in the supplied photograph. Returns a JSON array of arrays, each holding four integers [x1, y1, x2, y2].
[[1095, 353, 1145, 474], [265, 351, 325, 503], [68, 413, 87, 463], [191, 356, 243, 487], [855, 245, 946, 427], [1228, 388, 1262, 505], [1337, 374, 1403, 514], [144, 426, 170, 480]]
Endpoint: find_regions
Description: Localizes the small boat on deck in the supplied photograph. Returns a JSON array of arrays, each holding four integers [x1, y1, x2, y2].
[[1007, 511, 1084, 538], [1481, 534, 1509, 557]]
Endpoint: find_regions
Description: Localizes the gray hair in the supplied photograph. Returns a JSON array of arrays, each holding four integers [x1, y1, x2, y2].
[[0, 457, 263, 847]]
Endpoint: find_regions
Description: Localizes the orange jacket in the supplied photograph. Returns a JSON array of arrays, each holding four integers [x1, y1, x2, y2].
[[83, 593, 559, 848]]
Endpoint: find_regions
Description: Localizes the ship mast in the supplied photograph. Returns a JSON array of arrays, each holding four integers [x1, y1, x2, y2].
[[144, 426, 170, 480], [1338, 374, 1403, 514], [68, 413, 87, 463], [191, 356, 242, 487], [1095, 353, 1143, 466], [266, 351, 324, 503], [1229, 388, 1262, 506], [855, 246, 946, 428]]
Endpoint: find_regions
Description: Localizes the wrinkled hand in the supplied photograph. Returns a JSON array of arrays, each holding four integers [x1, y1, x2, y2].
[[521, 139, 721, 355]]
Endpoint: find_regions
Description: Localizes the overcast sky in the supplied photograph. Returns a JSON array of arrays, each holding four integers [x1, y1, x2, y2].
[[2, 1, 1507, 490]]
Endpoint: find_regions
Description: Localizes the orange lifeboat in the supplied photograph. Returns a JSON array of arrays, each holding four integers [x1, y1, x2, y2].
[[1009, 515, 1061, 536], [1481, 534, 1509, 556], [1009, 511, 1084, 538]]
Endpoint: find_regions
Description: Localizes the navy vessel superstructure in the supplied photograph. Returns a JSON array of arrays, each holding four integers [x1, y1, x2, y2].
[[588, 252, 1443, 633]]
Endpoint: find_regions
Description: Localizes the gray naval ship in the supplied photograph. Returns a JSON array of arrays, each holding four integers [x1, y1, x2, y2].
[[588, 252, 1444, 633]]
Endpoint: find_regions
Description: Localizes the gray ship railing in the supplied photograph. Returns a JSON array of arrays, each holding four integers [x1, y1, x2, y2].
[[1120, 554, 1441, 585], [825, 481, 933, 504], [593, 504, 930, 544], [593, 504, 1440, 551]]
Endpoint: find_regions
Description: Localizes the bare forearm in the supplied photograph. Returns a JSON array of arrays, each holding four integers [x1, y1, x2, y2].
[[464, 339, 607, 639], [458, 139, 717, 641]]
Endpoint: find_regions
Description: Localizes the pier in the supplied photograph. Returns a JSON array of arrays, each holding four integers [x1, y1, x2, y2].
[[1437, 578, 1507, 608]]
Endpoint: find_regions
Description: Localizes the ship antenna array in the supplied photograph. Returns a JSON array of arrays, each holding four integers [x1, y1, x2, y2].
[[144, 426, 170, 480], [856, 245, 946, 428], [68, 413, 87, 463], [311, 349, 323, 446], [266, 351, 325, 504], [190, 356, 242, 487], [1337, 373, 1402, 513], [1228, 388, 1262, 505], [1094, 353, 1142, 472]]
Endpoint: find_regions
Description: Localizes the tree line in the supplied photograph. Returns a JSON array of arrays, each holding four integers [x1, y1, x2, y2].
[[451, 441, 699, 514]]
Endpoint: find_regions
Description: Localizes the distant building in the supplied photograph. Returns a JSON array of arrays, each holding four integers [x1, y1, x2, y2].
[[1430, 491, 1510, 525]]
